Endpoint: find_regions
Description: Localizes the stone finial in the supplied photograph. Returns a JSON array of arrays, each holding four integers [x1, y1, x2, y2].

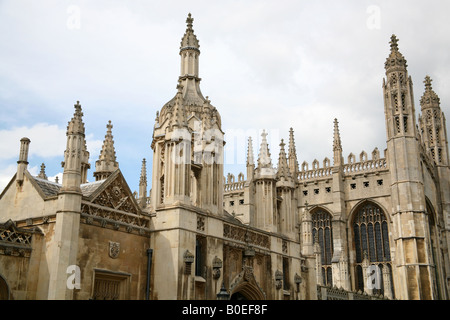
[[385, 34, 407, 72], [38, 163, 48, 180], [420, 75, 441, 109], [389, 34, 399, 52], [66, 100, 85, 136], [180, 13, 200, 52]]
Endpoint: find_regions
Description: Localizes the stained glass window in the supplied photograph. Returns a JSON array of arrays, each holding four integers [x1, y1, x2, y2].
[[353, 202, 393, 296], [312, 209, 333, 286]]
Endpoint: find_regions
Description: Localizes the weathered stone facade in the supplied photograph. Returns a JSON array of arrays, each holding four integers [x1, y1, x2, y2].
[[0, 15, 449, 300]]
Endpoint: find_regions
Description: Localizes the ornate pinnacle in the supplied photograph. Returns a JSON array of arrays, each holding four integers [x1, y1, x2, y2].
[[67, 100, 85, 135], [390, 34, 399, 52], [247, 137, 255, 166], [139, 158, 147, 186], [385, 34, 407, 72], [333, 118, 342, 152], [420, 75, 440, 109], [424, 75, 433, 91], [277, 139, 291, 179], [38, 163, 48, 180], [186, 13, 194, 30]]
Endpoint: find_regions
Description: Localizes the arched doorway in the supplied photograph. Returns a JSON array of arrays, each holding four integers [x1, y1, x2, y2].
[[229, 266, 266, 300], [0, 275, 10, 300], [229, 282, 265, 300]]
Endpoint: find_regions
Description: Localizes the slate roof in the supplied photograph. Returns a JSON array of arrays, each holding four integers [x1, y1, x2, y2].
[[32, 176, 105, 198]]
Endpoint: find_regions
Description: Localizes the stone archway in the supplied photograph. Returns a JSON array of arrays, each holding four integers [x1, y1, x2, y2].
[[229, 266, 266, 300]]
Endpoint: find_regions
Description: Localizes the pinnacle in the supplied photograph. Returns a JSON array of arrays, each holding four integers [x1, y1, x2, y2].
[[333, 118, 342, 151], [139, 158, 147, 186], [247, 137, 255, 166], [67, 100, 85, 135], [180, 13, 199, 51], [277, 139, 290, 179], [257, 130, 273, 169], [385, 34, 407, 72]]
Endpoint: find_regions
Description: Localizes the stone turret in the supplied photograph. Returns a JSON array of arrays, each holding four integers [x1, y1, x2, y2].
[[383, 35, 435, 300], [49, 101, 86, 299], [419, 76, 449, 165], [94, 120, 119, 181]]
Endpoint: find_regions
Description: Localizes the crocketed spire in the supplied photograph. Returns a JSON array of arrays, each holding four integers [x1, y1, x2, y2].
[[333, 118, 344, 166], [139, 158, 147, 187], [180, 13, 200, 53], [333, 118, 342, 152], [277, 139, 291, 179], [420, 75, 441, 110], [94, 120, 119, 181], [247, 137, 255, 166], [67, 101, 85, 136], [288, 128, 299, 177], [384, 34, 408, 72], [38, 163, 48, 180], [257, 130, 273, 169]]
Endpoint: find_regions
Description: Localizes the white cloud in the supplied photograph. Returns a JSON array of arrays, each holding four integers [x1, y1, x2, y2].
[[0, 0, 449, 191]]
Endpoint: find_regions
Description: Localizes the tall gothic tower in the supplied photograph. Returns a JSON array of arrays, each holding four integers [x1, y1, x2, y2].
[[149, 14, 225, 299], [383, 35, 435, 299], [150, 13, 224, 213]]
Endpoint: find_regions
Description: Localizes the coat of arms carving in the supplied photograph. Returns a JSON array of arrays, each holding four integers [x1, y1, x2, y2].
[[109, 241, 120, 259]]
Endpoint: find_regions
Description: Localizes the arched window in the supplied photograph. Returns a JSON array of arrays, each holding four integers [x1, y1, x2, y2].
[[426, 200, 442, 299], [353, 202, 394, 297], [312, 209, 333, 287]]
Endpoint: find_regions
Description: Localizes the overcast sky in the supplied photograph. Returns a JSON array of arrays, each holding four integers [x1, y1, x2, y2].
[[1, 0, 449, 194]]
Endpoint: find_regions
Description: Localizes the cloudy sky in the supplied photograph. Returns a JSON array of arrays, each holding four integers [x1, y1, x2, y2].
[[1, 0, 449, 194]]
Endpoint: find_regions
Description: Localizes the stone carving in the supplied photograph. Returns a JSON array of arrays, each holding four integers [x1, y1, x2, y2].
[[109, 241, 120, 259], [223, 224, 270, 249]]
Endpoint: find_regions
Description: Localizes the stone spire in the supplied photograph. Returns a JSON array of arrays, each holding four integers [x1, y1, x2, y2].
[[247, 137, 255, 166], [38, 163, 48, 180], [60, 101, 86, 193], [171, 83, 187, 129], [94, 120, 119, 181], [277, 139, 290, 179], [385, 34, 408, 73], [180, 13, 200, 53], [333, 118, 343, 166], [420, 76, 441, 110], [419, 76, 449, 165], [139, 158, 148, 207], [288, 128, 299, 178], [257, 130, 273, 169]]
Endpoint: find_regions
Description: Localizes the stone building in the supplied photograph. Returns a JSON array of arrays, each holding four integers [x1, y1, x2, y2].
[[0, 14, 449, 300]]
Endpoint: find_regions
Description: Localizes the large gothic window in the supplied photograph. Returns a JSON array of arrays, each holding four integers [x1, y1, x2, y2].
[[312, 209, 333, 287], [353, 202, 394, 297]]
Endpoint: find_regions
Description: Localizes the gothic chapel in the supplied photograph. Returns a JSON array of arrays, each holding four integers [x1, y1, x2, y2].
[[0, 14, 449, 300]]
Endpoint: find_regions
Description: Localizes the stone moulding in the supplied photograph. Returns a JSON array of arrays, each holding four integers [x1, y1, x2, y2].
[[223, 223, 270, 249], [81, 203, 151, 237]]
